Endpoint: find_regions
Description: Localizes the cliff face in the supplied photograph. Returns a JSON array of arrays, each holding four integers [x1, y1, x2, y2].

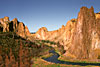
[[67, 6, 96, 59], [35, 19, 76, 50], [35, 6, 100, 59], [0, 17, 30, 38], [67, 7, 100, 59]]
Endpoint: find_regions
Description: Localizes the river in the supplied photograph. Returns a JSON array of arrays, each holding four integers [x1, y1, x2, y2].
[[43, 50, 100, 66]]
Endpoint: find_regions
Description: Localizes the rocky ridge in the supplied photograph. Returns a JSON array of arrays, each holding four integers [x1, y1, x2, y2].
[[0, 17, 30, 38], [34, 6, 100, 59]]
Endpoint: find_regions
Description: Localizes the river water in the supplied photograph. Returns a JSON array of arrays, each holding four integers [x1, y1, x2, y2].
[[43, 50, 100, 66]]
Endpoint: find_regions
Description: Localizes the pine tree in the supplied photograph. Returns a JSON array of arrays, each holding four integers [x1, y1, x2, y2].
[[19, 41, 24, 67], [5, 54, 9, 67], [9, 48, 16, 67]]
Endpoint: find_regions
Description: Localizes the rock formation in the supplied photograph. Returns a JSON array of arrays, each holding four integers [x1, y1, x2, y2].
[[0, 17, 31, 38], [35, 19, 76, 50], [1, 6, 100, 59], [35, 6, 100, 59], [66, 6, 97, 59], [25, 26, 31, 36], [95, 12, 100, 19]]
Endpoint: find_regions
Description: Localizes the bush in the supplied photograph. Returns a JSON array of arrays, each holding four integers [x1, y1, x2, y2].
[[98, 55, 100, 59]]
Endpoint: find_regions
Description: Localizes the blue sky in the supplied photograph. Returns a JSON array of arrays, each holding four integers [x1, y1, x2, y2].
[[0, 0, 100, 32]]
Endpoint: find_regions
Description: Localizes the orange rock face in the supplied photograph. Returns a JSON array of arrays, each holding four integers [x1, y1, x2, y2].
[[36, 27, 48, 39], [25, 26, 30, 36], [35, 19, 76, 50], [35, 6, 100, 59], [12, 18, 18, 32], [95, 12, 100, 19], [66, 6, 96, 59], [4, 16, 9, 22], [0, 17, 31, 38], [16, 22, 25, 38], [0, 17, 9, 32]]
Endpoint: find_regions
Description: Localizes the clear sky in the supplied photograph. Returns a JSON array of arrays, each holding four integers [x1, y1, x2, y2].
[[0, 0, 100, 32]]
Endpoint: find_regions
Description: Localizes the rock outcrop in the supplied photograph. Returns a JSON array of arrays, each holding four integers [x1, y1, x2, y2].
[[16, 22, 26, 38], [35, 19, 76, 50], [25, 26, 30, 36], [4, 16, 9, 22], [34, 6, 100, 59], [36, 27, 48, 39], [66, 6, 96, 59], [0, 17, 31, 38], [95, 12, 100, 19]]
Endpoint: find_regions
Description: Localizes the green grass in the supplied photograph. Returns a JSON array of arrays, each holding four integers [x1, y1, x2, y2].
[[58, 55, 100, 64], [41, 53, 53, 59], [41, 40, 56, 45], [33, 63, 98, 67], [33, 64, 63, 67], [37, 40, 66, 55], [32, 58, 97, 67]]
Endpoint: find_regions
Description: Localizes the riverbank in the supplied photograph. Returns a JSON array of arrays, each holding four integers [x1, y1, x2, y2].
[[32, 50, 100, 67], [32, 58, 100, 67]]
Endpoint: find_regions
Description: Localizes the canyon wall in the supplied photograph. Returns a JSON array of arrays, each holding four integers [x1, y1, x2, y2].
[[35, 6, 100, 59]]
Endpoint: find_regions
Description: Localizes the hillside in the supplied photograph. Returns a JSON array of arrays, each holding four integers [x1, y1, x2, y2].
[[0, 32, 54, 67]]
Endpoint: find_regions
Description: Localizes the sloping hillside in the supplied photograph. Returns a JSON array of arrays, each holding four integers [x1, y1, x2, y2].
[[0, 32, 53, 67]]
